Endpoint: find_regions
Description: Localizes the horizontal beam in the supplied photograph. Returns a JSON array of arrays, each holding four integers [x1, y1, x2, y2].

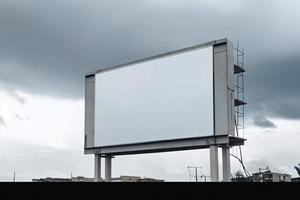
[[84, 135, 245, 156]]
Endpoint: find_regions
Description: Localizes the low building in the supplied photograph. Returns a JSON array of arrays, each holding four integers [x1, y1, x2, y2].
[[231, 177, 252, 182], [32, 177, 72, 182], [252, 170, 291, 182], [111, 175, 164, 182], [33, 176, 97, 182], [111, 175, 140, 182], [136, 177, 164, 182], [71, 176, 95, 182], [291, 177, 300, 182], [33, 175, 163, 182]]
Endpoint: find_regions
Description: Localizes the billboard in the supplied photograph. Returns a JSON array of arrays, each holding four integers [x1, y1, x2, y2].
[[85, 39, 235, 154], [94, 46, 213, 147]]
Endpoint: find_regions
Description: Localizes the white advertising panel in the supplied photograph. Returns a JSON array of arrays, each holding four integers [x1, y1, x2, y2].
[[94, 46, 214, 147]]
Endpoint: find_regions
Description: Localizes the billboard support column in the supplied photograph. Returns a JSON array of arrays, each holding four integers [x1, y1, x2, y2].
[[222, 146, 231, 182], [94, 154, 101, 182], [210, 145, 219, 182], [105, 156, 112, 182]]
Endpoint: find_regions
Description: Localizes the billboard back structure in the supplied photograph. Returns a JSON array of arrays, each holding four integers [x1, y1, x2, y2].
[[85, 38, 242, 156]]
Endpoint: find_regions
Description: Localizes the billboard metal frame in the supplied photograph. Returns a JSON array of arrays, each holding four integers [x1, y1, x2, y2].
[[84, 38, 246, 182]]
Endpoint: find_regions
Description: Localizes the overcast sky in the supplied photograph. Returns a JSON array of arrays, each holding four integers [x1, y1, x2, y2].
[[0, 0, 300, 181]]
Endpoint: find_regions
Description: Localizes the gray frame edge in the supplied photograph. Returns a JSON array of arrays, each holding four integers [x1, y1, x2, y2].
[[84, 75, 95, 149], [85, 38, 228, 77], [213, 40, 235, 136]]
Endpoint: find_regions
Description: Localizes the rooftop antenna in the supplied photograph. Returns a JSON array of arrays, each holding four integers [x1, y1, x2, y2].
[[259, 166, 269, 173], [188, 167, 192, 182]]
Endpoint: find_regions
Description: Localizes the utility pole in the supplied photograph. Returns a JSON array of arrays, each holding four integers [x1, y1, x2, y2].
[[195, 167, 198, 182], [188, 166, 202, 182], [13, 171, 16, 182], [201, 175, 210, 182]]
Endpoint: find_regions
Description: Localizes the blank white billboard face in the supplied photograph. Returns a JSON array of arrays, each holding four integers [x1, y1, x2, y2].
[[94, 46, 213, 147]]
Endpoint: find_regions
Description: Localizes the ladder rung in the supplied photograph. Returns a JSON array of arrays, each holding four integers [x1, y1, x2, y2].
[[235, 85, 244, 90]]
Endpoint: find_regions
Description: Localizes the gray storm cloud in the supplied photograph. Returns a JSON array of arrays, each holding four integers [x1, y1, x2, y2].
[[252, 115, 277, 129], [0, 0, 300, 124]]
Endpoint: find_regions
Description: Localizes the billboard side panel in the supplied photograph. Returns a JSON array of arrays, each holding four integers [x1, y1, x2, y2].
[[213, 44, 229, 136], [213, 42, 235, 136], [226, 41, 235, 136], [84, 75, 95, 148]]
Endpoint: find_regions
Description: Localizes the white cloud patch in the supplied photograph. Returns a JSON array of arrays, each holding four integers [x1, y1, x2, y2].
[[0, 89, 83, 149], [1, 90, 300, 181], [0, 116, 6, 126], [240, 119, 300, 177]]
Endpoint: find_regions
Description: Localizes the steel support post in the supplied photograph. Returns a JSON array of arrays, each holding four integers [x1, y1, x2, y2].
[[222, 146, 231, 182], [105, 156, 112, 182], [94, 154, 101, 182], [210, 145, 219, 182]]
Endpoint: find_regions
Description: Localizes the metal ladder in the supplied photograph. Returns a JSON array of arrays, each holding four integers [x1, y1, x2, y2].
[[234, 42, 246, 138]]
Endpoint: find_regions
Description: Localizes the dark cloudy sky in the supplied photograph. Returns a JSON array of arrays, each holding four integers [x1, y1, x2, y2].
[[0, 0, 300, 181]]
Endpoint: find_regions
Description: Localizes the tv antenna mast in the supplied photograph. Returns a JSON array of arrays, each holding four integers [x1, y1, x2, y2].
[[13, 171, 16, 182], [187, 166, 202, 182]]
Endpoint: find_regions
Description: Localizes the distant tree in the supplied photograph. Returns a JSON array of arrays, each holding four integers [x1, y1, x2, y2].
[[295, 164, 300, 176], [234, 170, 244, 178]]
